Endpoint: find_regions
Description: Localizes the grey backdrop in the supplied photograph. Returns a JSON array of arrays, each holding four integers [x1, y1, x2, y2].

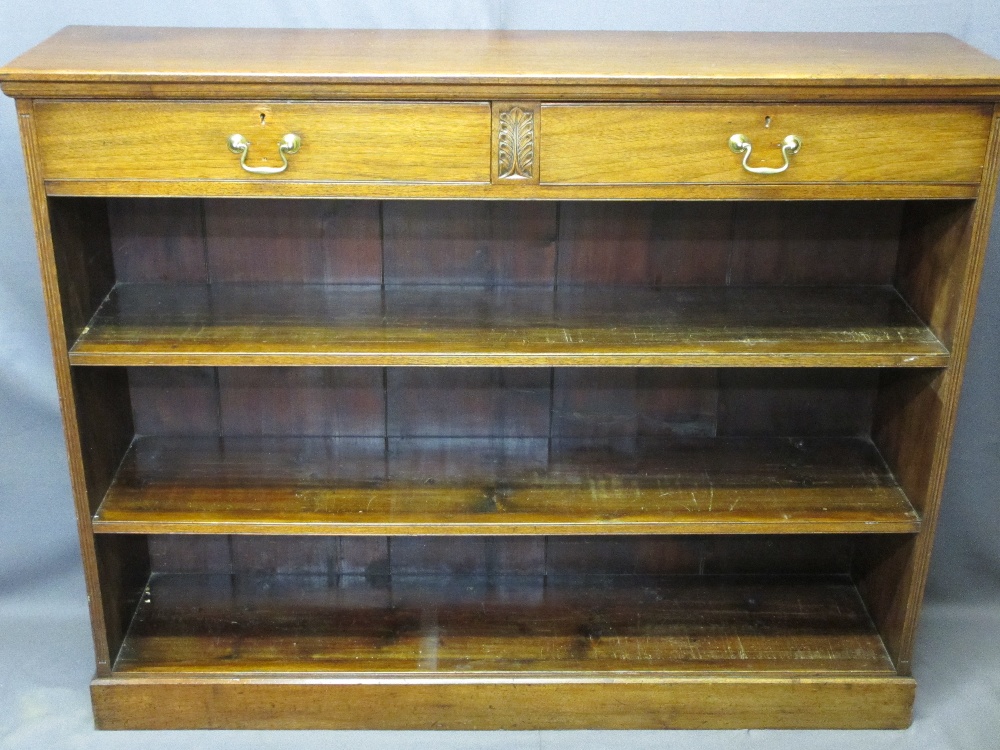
[[1, 3, 998, 749]]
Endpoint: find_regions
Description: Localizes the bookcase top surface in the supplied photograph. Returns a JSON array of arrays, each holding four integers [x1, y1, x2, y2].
[[3, 27, 1000, 94]]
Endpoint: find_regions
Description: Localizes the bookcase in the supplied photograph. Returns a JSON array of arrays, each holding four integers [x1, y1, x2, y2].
[[3, 27, 1000, 730]]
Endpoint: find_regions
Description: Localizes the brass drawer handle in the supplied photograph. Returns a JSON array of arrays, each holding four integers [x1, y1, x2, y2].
[[227, 133, 301, 174], [728, 134, 801, 174]]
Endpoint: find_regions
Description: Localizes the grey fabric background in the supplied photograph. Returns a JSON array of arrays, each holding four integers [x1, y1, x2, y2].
[[0, 2, 998, 748]]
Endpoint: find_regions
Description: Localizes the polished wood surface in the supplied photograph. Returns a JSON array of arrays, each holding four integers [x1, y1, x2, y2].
[[37, 100, 989, 187], [14, 99, 125, 675], [34, 101, 491, 183], [115, 572, 894, 675], [543, 104, 991, 185], [70, 284, 948, 367], [859, 107, 1000, 674], [3, 28, 1000, 102], [93, 435, 919, 535]]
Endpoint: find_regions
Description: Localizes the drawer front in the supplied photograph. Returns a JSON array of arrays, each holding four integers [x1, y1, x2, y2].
[[33, 101, 491, 183], [541, 104, 993, 184]]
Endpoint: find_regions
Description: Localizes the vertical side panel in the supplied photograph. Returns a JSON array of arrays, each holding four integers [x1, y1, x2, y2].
[[46, 197, 116, 343], [15, 99, 114, 673], [94, 535, 150, 669], [71, 366, 146, 669], [863, 107, 1000, 673], [895, 201, 976, 348], [71, 368, 134, 515]]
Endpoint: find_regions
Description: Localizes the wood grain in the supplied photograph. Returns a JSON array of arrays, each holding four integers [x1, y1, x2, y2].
[[217, 367, 384, 437], [386, 369, 551, 438], [718, 369, 877, 437], [93, 535, 150, 678], [91, 675, 915, 730], [556, 202, 732, 286], [551, 368, 718, 439], [204, 198, 382, 283], [32, 101, 491, 183], [542, 104, 992, 185], [128, 367, 219, 436], [47, 198, 116, 343], [15, 101, 118, 675], [895, 200, 975, 348], [92, 435, 919, 535], [69, 284, 949, 367], [108, 198, 207, 283], [382, 201, 557, 285], [121, 365, 882, 443], [859, 107, 1000, 674], [4, 27, 1000, 101], [103, 197, 904, 289], [728, 201, 901, 285]]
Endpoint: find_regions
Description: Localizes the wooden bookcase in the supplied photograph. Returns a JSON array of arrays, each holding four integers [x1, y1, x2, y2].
[[3, 27, 1000, 730]]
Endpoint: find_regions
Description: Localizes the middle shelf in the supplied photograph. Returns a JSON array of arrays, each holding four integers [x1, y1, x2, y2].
[[69, 284, 948, 367], [93, 435, 919, 535]]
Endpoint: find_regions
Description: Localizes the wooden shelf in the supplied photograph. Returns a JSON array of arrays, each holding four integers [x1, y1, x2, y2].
[[70, 283, 949, 367], [114, 572, 896, 676], [93, 436, 920, 535]]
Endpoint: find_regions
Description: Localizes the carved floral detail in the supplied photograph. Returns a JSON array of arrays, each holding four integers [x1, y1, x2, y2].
[[497, 106, 534, 180]]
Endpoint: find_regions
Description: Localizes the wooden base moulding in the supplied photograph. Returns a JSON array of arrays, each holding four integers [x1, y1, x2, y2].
[[92, 676, 915, 730]]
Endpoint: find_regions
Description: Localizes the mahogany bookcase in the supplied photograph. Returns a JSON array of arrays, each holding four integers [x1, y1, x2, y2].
[[2, 27, 1000, 729]]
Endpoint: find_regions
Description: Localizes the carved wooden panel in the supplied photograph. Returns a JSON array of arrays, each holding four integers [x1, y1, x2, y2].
[[492, 102, 541, 185], [498, 107, 534, 178]]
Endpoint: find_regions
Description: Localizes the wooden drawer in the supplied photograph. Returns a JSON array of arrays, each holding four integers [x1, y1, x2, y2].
[[540, 104, 993, 184], [32, 101, 491, 183]]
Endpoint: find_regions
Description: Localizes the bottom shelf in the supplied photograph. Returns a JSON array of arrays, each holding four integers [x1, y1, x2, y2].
[[116, 572, 895, 676], [98, 571, 913, 729]]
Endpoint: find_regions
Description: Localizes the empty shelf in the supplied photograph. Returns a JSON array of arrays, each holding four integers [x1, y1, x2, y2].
[[70, 284, 948, 367], [93, 435, 920, 535], [115, 572, 895, 676]]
